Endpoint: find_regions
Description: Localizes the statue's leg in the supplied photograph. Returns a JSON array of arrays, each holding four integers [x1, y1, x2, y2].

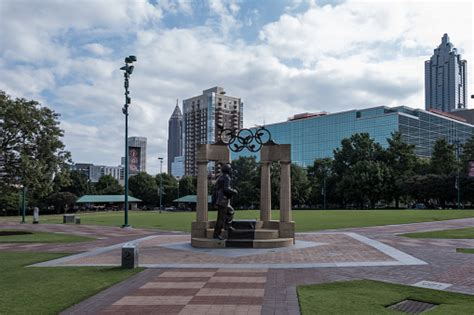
[[213, 206, 225, 237], [224, 205, 235, 230]]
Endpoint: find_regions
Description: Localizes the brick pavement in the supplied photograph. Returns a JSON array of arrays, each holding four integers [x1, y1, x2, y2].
[[2, 218, 473, 314]]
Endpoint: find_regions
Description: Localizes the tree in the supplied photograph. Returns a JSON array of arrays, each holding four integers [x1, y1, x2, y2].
[[45, 192, 77, 214], [0, 90, 71, 203], [385, 132, 417, 207], [129, 172, 158, 207], [57, 170, 92, 197], [307, 158, 333, 208], [431, 138, 456, 175], [95, 175, 123, 195], [461, 135, 474, 175], [291, 164, 311, 208], [231, 156, 260, 209], [156, 173, 178, 206], [178, 176, 196, 197], [333, 133, 386, 207]]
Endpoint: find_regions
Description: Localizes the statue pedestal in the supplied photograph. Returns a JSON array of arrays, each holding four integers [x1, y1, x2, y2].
[[191, 219, 295, 248]]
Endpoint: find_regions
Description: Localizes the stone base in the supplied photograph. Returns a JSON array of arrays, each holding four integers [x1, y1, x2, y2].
[[191, 219, 295, 248], [191, 237, 294, 248]]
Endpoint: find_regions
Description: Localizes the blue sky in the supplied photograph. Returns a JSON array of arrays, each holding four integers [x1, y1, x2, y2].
[[0, 0, 472, 174]]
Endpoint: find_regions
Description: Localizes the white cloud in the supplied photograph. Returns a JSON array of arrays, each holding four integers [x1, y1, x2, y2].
[[83, 43, 113, 56], [0, 0, 472, 174]]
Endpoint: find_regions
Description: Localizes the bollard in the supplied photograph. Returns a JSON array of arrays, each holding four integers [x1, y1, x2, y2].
[[122, 243, 138, 268], [33, 207, 39, 224]]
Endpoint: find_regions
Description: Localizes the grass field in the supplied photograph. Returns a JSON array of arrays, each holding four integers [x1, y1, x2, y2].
[[297, 280, 474, 314], [0, 252, 142, 315], [457, 248, 474, 254], [401, 227, 474, 239], [2, 209, 473, 232], [0, 230, 94, 243]]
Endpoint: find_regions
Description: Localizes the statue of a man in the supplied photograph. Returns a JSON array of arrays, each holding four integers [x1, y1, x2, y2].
[[212, 163, 237, 240]]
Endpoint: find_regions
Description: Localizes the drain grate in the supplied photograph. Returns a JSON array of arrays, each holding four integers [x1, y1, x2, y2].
[[387, 299, 438, 314]]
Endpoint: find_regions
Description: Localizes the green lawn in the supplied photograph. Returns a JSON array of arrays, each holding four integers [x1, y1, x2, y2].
[[1, 209, 474, 232], [457, 248, 474, 254], [297, 280, 474, 314], [0, 210, 474, 232], [0, 230, 94, 243], [401, 227, 474, 239], [0, 252, 142, 315]]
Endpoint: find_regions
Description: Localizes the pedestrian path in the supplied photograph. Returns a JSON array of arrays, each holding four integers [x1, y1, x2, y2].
[[99, 268, 267, 315]]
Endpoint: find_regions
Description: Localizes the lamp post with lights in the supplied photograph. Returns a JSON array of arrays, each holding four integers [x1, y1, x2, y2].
[[120, 55, 137, 228]]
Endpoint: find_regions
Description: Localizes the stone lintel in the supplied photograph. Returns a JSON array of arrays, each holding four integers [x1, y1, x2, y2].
[[196, 143, 230, 162], [261, 144, 291, 162]]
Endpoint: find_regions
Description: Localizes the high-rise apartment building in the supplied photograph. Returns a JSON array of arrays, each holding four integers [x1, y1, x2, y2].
[[183, 87, 243, 176], [425, 33, 468, 112], [73, 163, 124, 183], [168, 101, 183, 175], [127, 136, 147, 174]]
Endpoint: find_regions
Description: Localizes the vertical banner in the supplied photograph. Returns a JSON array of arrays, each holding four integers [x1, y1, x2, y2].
[[468, 160, 474, 178], [129, 147, 141, 174]]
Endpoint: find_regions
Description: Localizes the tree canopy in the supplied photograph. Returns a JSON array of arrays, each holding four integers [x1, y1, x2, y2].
[[0, 90, 71, 205]]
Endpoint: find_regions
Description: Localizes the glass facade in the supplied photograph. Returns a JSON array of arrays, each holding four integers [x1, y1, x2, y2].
[[233, 106, 474, 166]]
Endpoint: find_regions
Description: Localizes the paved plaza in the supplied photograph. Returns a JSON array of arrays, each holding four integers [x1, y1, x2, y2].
[[1, 218, 473, 314]]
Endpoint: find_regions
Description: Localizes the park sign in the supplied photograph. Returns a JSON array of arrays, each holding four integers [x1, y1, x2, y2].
[[469, 160, 474, 178]]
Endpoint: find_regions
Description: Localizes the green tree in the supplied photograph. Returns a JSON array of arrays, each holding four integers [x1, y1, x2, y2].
[[461, 135, 474, 175], [178, 176, 196, 197], [385, 132, 418, 207], [95, 175, 123, 195], [45, 192, 77, 214], [55, 170, 92, 197], [307, 158, 333, 208], [431, 138, 456, 175], [333, 133, 386, 207], [129, 172, 158, 207], [232, 156, 260, 209], [156, 173, 178, 207], [291, 164, 311, 208], [0, 90, 71, 204]]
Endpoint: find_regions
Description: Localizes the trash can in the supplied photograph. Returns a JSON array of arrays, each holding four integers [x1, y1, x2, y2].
[[122, 243, 138, 268]]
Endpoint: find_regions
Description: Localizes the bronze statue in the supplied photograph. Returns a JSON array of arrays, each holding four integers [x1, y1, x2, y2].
[[212, 163, 237, 240]]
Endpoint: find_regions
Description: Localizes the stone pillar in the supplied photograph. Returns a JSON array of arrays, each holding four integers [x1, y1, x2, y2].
[[260, 161, 272, 221], [196, 161, 208, 222], [279, 161, 291, 222]]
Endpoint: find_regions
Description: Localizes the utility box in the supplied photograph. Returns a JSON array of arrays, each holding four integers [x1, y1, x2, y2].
[[122, 243, 138, 268], [63, 214, 75, 224]]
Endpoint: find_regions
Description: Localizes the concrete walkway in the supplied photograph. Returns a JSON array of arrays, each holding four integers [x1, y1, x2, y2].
[[2, 218, 473, 314]]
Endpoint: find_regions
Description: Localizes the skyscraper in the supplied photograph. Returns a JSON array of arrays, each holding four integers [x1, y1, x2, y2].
[[167, 100, 183, 175], [425, 33, 468, 112], [183, 87, 243, 176]]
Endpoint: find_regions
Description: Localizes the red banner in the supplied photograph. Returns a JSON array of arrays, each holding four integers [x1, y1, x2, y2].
[[468, 161, 474, 178], [129, 147, 141, 174]]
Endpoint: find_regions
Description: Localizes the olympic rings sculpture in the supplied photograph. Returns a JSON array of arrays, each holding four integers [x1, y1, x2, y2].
[[218, 126, 273, 152]]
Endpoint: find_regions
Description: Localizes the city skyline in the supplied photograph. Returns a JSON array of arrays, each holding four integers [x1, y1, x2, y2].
[[0, 0, 472, 175]]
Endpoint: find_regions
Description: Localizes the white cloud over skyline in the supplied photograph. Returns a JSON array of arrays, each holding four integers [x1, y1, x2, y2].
[[0, 0, 472, 174]]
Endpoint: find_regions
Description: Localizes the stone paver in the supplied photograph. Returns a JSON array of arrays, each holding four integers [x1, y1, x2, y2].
[[2, 217, 473, 314]]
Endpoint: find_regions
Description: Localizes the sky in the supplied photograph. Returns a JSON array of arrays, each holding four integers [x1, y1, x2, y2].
[[0, 0, 473, 175]]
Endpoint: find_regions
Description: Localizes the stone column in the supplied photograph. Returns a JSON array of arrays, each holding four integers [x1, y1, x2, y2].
[[279, 161, 291, 222], [260, 161, 272, 221], [196, 161, 208, 222]]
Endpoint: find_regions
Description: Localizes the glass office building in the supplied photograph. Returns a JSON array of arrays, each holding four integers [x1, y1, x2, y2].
[[233, 106, 474, 167]]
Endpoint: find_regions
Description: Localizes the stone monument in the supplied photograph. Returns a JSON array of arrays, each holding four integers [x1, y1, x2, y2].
[[191, 127, 295, 248]]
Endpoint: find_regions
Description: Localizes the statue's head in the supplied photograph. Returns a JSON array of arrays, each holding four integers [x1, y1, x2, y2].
[[221, 163, 232, 175]]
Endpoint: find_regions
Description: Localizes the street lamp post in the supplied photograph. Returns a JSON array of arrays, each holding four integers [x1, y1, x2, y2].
[[120, 55, 137, 228], [454, 139, 461, 209], [158, 157, 164, 210], [21, 186, 26, 224]]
